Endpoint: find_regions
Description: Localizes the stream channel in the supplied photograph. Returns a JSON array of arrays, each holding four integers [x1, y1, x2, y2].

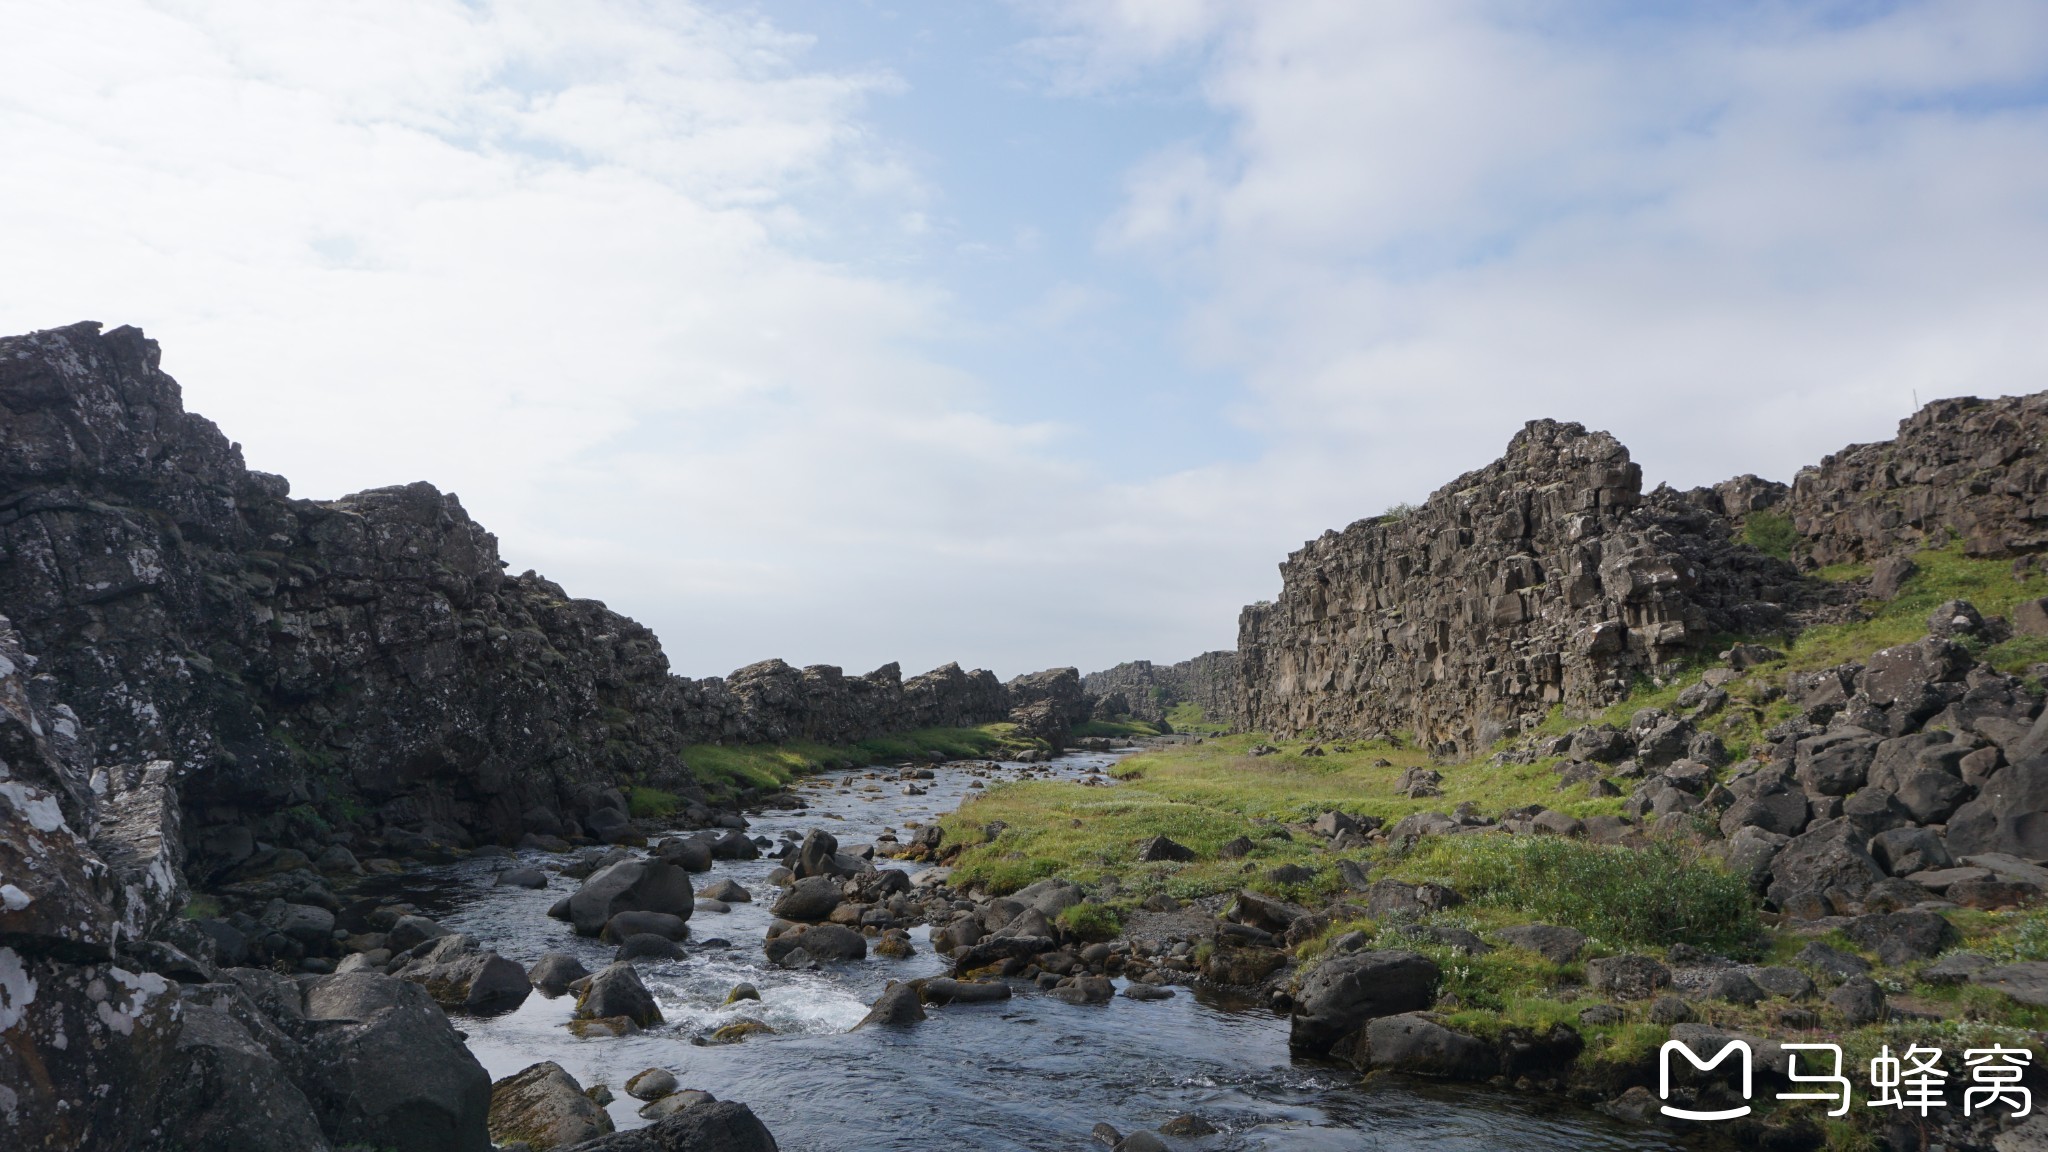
[[371, 746, 1685, 1151]]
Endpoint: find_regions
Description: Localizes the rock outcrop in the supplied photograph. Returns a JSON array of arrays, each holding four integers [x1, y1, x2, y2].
[[1783, 393, 2048, 566], [1234, 420, 1818, 754], [1082, 652, 1240, 726]]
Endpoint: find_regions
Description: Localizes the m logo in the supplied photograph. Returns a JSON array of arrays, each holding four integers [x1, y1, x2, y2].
[[1660, 1038, 1753, 1121]]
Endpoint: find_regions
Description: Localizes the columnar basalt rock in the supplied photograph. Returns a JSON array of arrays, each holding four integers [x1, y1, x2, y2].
[[1233, 420, 1814, 755], [1783, 393, 2048, 566]]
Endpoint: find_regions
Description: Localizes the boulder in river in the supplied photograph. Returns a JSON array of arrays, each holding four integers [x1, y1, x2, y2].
[[601, 910, 691, 943], [555, 1100, 779, 1152], [575, 963, 664, 1027], [764, 923, 867, 964], [299, 972, 495, 1152], [529, 953, 591, 997], [394, 938, 534, 1013], [698, 879, 752, 902], [616, 934, 686, 963], [489, 1062, 615, 1150], [769, 875, 843, 922], [1288, 950, 1439, 1060], [567, 859, 695, 937], [626, 1069, 680, 1101], [855, 981, 927, 1028]]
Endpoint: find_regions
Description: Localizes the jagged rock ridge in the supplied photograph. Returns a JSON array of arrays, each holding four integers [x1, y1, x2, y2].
[[1232, 419, 1823, 755], [0, 322, 1080, 865]]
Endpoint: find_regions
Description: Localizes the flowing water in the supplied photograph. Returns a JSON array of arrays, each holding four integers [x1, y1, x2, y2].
[[376, 748, 1682, 1151]]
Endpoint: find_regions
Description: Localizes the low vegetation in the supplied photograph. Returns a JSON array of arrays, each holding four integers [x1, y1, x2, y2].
[[684, 724, 1026, 798]]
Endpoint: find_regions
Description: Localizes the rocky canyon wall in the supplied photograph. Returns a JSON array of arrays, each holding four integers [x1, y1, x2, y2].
[[0, 323, 1067, 863], [1082, 651, 1241, 726], [1231, 420, 1822, 756]]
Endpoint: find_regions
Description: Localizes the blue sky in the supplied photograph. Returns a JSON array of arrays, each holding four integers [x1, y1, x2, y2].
[[6, 1, 2048, 679]]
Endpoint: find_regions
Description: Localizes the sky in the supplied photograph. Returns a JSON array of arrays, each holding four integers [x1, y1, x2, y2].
[[5, 1, 2048, 681]]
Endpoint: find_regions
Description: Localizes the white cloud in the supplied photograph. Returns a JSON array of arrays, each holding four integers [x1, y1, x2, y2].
[[1079, 0, 2048, 498], [9, 1, 2048, 685]]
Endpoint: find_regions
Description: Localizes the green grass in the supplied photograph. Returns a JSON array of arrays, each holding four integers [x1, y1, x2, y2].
[[628, 786, 684, 819], [1070, 719, 1169, 739], [1783, 544, 2046, 672], [682, 725, 1023, 798], [937, 732, 1632, 895], [1741, 511, 1799, 559], [1165, 701, 1230, 735], [1056, 903, 1122, 941], [1383, 836, 1762, 955]]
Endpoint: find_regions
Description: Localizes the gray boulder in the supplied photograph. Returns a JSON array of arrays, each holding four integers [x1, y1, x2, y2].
[[1288, 950, 1439, 1059], [1947, 757, 2048, 860], [298, 972, 494, 1152], [854, 981, 927, 1028], [559, 1100, 778, 1152], [1794, 730, 1882, 796], [1868, 826, 1953, 877], [1766, 818, 1887, 908], [769, 876, 843, 923], [528, 953, 590, 997], [1974, 961, 2048, 1007], [567, 859, 694, 937], [1844, 911, 1956, 966], [1585, 955, 1671, 1001], [601, 911, 690, 943], [575, 963, 663, 1027], [1826, 976, 1886, 1026], [1494, 924, 1586, 964], [764, 924, 866, 964], [488, 1062, 614, 1151], [1360, 1013, 1495, 1079]]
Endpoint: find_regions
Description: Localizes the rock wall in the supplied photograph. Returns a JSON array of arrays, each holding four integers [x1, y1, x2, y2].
[[1083, 651, 1241, 726], [1233, 420, 1817, 756], [1782, 393, 2048, 566], [0, 323, 1053, 862]]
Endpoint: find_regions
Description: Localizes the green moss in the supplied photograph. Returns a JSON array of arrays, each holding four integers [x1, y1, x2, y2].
[[628, 786, 683, 819], [1785, 545, 2044, 672], [1055, 903, 1122, 941], [181, 893, 223, 921], [682, 724, 1019, 799], [1741, 511, 1799, 559], [1070, 719, 1168, 739]]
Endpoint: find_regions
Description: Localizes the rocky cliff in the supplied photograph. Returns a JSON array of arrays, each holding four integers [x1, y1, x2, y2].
[[1083, 651, 1240, 726], [1232, 420, 1826, 755], [1783, 392, 2048, 566], [0, 322, 1072, 871]]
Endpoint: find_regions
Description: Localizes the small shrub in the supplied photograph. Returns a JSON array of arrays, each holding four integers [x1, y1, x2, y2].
[[1380, 502, 1419, 524], [1741, 511, 1798, 559], [629, 786, 683, 819], [1056, 903, 1122, 942]]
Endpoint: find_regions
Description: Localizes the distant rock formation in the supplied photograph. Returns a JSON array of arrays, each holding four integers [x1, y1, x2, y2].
[[1082, 652, 1240, 725], [1232, 419, 1830, 756], [0, 322, 1074, 864], [1783, 393, 2048, 566]]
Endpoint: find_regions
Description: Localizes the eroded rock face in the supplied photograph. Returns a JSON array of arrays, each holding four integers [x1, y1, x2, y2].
[[1082, 653, 1240, 726], [1783, 392, 2048, 564], [1234, 420, 1817, 755]]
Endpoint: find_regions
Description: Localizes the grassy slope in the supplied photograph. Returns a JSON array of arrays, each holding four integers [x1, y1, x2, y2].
[[934, 546, 2048, 1139]]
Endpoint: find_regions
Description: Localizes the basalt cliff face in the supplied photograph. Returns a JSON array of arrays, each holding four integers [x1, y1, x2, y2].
[[0, 323, 1065, 872], [1783, 393, 2048, 566], [1226, 396, 2048, 755], [1082, 652, 1238, 724], [1234, 420, 1816, 755]]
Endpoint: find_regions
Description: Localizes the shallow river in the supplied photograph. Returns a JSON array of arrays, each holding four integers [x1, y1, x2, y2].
[[382, 748, 1682, 1151]]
